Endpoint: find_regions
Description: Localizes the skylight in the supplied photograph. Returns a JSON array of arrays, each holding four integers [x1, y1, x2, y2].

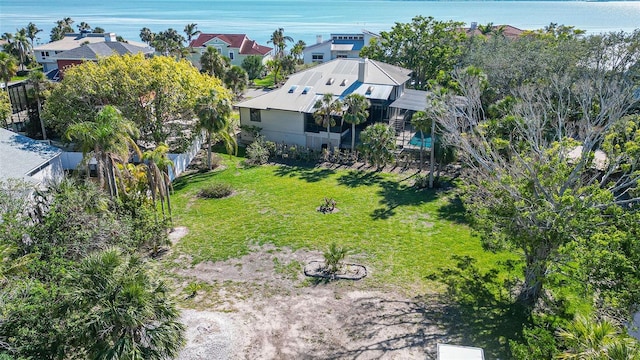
[[288, 85, 298, 93], [365, 86, 374, 95], [326, 78, 334, 85], [302, 86, 312, 94], [340, 79, 347, 86]]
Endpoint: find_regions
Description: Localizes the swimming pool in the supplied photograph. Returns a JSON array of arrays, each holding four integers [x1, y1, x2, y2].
[[408, 132, 432, 149]]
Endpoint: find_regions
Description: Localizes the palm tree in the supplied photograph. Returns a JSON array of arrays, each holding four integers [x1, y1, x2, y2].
[[200, 45, 229, 78], [291, 40, 306, 64], [183, 23, 201, 46], [139, 27, 155, 45], [478, 22, 494, 35], [313, 93, 343, 150], [342, 93, 370, 151], [411, 111, 431, 171], [265, 58, 282, 85], [142, 143, 174, 228], [359, 123, 396, 170], [0, 52, 18, 89], [224, 65, 248, 98], [195, 89, 236, 170], [69, 248, 185, 359], [28, 70, 48, 140], [76, 21, 92, 33], [65, 105, 141, 197], [556, 315, 637, 360], [13, 29, 31, 71], [26, 22, 41, 48], [268, 27, 293, 58]]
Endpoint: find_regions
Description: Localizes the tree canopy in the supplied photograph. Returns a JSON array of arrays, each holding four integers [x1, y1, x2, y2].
[[44, 53, 230, 151]]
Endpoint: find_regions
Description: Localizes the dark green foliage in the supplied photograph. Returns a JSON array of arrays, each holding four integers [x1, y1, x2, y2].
[[317, 197, 337, 213], [198, 183, 234, 199], [241, 55, 265, 80], [509, 326, 558, 360], [323, 242, 348, 274]]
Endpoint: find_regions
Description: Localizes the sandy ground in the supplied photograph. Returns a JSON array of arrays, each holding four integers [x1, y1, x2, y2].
[[168, 227, 460, 360]]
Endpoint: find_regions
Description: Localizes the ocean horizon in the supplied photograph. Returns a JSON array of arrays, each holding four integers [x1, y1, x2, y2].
[[1, 0, 639, 46]]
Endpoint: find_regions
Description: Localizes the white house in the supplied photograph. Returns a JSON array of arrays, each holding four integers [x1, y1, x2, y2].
[[437, 344, 485, 360], [189, 33, 272, 68], [236, 58, 429, 150], [0, 128, 63, 187], [33, 32, 148, 73], [302, 30, 379, 64]]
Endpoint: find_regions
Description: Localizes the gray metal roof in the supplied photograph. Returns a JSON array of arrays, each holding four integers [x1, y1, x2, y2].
[[55, 42, 153, 60], [236, 58, 411, 113], [389, 89, 430, 111], [0, 128, 62, 182]]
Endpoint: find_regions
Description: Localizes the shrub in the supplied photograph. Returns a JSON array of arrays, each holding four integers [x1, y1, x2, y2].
[[198, 183, 233, 199], [245, 136, 270, 165], [323, 242, 349, 274]]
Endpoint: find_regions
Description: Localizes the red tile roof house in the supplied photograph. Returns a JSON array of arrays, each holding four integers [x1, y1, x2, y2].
[[188, 33, 273, 68]]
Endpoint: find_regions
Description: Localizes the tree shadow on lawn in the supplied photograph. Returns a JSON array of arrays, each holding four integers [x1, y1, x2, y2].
[[273, 164, 336, 183], [437, 194, 468, 224], [336, 170, 385, 188], [370, 180, 438, 220], [172, 170, 221, 191]]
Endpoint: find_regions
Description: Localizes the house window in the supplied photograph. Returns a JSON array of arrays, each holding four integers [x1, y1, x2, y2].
[[229, 51, 234, 60], [216, 47, 222, 53], [336, 54, 347, 59], [43, 51, 50, 57], [312, 53, 324, 62], [250, 108, 261, 122]]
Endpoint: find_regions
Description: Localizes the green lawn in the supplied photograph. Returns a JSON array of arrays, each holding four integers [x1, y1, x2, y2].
[[170, 155, 517, 291]]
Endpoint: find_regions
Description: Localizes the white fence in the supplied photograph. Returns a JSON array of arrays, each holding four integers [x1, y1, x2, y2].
[[60, 134, 204, 182]]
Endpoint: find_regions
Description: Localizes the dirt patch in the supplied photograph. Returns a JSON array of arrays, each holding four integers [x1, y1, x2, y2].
[[173, 244, 460, 359]]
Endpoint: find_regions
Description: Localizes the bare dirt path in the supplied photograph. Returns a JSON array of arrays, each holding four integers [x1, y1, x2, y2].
[[167, 229, 460, 360]]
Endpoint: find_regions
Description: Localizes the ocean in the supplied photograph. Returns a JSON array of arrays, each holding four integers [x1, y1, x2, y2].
[[0, 0, 639, 46]]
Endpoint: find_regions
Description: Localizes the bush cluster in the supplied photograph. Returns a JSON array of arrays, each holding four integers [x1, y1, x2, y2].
[[198, 183, 234, 199]]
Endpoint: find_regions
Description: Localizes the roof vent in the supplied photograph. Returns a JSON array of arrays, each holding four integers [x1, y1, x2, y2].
[[302, 86, 312, 94], [288, 85, 298, 93], [365, 86, 374, 95], [326, 78, 334, 85], [340, 79, 347, 86]]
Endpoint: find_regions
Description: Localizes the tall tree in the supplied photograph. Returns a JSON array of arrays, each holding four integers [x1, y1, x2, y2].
[[291, 40, 306, 64], [436, 66, 640, 306], [313, 93, 343, 150], [342, 93, 369, 151], [152, 28, 185, 57], [65, 105, 141, 197], [25, 22, 41, 48], [183, 23, 200, 46], [195, 89, 236, 170], [0, 52, 18, 89], [13, 28, 31, 71], [76, 21, 91, 33], [50, 17, 74, 42], [139, 27, 155, 45], [224, 65, 248, 98], [27, 70, 48, 140], [241, 55, 265, 80], [268, 27, 293, 58], [200, 45, 229, 78], [359, 123, 396, 170], [410, 111, 431, 172], [360, 16, 466, 89], [142, 143, 174, 230]]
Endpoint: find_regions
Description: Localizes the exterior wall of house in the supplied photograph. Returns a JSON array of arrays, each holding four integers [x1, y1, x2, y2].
[[29, 155, 64, 185], [303, 42, 331, 64], [239, 108, 306, 146], [35, 50, 60, 72], [192, 47, 270, 68], [201, 38, 244, 66]]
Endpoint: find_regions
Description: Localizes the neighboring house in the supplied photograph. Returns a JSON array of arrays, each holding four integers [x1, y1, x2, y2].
[[188, 33, 272, 67], [0, 128, 63, 187], [33, 32, 148, 72], [302, 30, 379, 64], [236, 58, 430, 150], [55, 41, 154, 77], [464, 23, 524, 39]]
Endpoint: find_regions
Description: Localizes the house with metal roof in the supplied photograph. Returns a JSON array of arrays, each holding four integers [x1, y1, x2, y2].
[[302, 30, 379, 64], [33, 32, 148, 73], [188, 33, 272, 67], [54, 41, 154, 78], [0, 128, 63, 186], [236, 58, 431, 150]]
